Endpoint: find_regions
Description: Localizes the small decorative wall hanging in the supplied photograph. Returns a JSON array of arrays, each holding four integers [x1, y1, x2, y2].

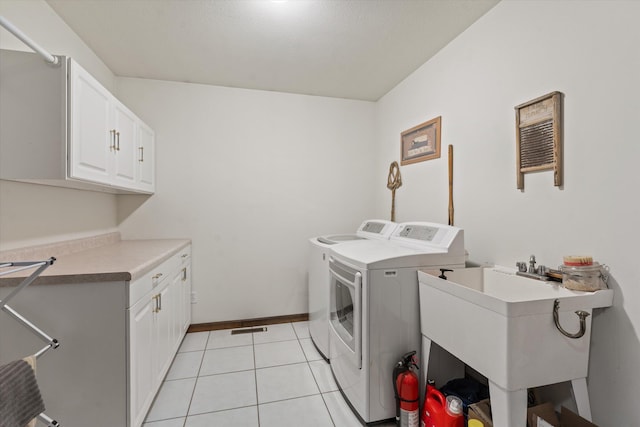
[[515, 91, 563, 190], [387, 161, 402, 221], [400, 116, 441, 165]]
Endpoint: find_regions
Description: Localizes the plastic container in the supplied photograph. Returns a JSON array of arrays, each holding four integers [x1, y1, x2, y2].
[[444, 395, 464, 427], [467, 420, 485, 427], [421, 384, 464, 427], [559, 262, 608, 291], [421, 384, 446, 427]]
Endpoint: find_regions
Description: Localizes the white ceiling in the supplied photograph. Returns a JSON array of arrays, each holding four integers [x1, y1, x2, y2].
[[46, 0, 499, 101]]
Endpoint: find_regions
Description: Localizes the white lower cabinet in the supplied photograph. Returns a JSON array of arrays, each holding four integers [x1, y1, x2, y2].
[[128, 245, 192, 427], [0, 240, 191, 427], [129, 294, 155, 427]]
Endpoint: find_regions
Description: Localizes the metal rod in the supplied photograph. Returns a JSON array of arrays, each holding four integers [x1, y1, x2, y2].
[[1, 304, 56, 346], [0, 259, 54, 308], [34, 340, 59, 359], [37, 412, 60, 426], [0, 16, 59, 65], [0, 261, 48, 277]]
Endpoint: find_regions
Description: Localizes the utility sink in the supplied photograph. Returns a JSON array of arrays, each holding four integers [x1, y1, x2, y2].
[[418, 266, 614, 426]]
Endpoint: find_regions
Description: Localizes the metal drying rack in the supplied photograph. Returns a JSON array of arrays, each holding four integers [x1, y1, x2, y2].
[[0, 17, 63, 424], [0, 258, 61, 427]]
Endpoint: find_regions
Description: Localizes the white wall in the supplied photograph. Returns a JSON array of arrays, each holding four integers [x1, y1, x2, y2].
[[374, 1, 640, 424], [3, 0, 640, 422], [115, 78, 376, 323], [0, 0, 118, 250]]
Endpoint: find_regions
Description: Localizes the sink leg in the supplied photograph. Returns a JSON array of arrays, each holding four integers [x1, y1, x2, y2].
[[420, 337, 433, 409], [571, 378, 592, 421], [488, 381, 527, 427], [421, 337, 432, 389]]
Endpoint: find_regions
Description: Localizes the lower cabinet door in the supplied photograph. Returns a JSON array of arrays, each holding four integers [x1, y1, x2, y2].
[[180, 263, 192, 333], [129, 295, 155, 427], [155, 281, 174, 381]]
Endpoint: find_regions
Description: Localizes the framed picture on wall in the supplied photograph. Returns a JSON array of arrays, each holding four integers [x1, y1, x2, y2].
[[400, 116, 441, 165]]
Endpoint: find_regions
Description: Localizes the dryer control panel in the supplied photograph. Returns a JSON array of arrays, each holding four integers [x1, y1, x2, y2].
[[356, 219, 398, 240], [398, 224, 438, 242], [391, 222, 464, 254]]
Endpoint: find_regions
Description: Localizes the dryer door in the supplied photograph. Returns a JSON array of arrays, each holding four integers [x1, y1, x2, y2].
[[329, 258, 362, 369]]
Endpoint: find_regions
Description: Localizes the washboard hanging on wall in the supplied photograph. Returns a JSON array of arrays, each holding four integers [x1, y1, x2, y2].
[[515, 91, 563, 190]]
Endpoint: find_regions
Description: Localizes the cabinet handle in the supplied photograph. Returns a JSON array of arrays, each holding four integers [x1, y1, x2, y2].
[[110, 129, 116, 151], [182, 267, 187, 281], [152, 273, 163, 280], [138, 146, 144, 162], [152, 295, 159, 313], [116, 131, 120, 151], [158, 293, 162, 311], [181, 254, 188, 258]]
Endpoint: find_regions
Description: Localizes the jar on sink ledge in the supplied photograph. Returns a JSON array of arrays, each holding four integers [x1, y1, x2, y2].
[[559, 258, 609, 292]]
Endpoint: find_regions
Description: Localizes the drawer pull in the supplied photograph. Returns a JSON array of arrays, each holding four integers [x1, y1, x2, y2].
[[152, 295, 159, 313], [182, 267, 187, 281], [152, 273, 163, 280], [109, 129, 116, 151]]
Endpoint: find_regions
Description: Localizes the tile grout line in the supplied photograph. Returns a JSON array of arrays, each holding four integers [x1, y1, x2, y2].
[[182, 331, 211, 427], [252, 328, 261, 427], [299, 326, 339, 427]]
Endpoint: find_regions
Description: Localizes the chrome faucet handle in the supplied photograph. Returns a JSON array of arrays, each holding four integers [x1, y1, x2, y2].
[[516, 262, 528, 272], [538, 265, 547, 276]]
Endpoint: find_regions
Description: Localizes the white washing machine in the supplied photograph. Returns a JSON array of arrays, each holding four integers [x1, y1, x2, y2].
[[328, 222, 465, 424], [308, 219, 398, 360]]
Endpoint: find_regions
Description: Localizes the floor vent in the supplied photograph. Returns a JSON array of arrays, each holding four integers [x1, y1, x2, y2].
[[231, 327, 267, 335]]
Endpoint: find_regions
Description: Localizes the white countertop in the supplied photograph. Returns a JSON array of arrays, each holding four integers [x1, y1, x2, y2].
[[0, 234, 191, 286]]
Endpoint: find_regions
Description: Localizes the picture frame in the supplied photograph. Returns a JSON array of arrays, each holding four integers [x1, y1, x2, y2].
[[400, 116, 441, 165]]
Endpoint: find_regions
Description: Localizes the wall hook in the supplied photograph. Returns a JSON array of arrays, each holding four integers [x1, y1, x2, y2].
[[553, 299, 590, 339]]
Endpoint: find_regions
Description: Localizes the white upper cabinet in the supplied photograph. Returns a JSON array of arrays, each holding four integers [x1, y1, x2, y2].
[[69, 59, 155, 193], [69, 62, 112, 185], [0, 49, 155, 194]]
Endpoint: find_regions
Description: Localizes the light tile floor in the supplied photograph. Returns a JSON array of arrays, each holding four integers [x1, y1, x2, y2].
[[143, 321, 396, 427]]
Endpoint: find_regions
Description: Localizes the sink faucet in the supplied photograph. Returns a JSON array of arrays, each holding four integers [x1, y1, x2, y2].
[[516, 255, 549, 281], [528, 255, 537, 274]]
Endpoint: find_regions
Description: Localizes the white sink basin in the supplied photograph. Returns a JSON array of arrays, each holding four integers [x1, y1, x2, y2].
[[418, 266, 613, 391]]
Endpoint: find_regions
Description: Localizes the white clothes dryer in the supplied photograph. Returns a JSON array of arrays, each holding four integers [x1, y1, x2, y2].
[[308, 219, 398, 360], [328, 222, 465, 424]]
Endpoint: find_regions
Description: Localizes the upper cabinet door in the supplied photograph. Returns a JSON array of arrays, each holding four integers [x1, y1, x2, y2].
[[69, 61, 112, 185], [112, 101, 138, 188], [137, 121, 155, 193]]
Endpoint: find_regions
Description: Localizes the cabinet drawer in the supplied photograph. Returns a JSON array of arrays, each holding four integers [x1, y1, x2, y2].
[[178, 246, 191, 265], [128, 252, 182, 308]]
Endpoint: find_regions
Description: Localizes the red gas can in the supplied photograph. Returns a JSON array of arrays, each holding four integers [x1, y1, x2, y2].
[[420, 384, 464, 427]]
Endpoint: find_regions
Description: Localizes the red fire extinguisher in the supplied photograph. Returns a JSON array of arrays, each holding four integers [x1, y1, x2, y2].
[[393, 351, 420, 427]]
